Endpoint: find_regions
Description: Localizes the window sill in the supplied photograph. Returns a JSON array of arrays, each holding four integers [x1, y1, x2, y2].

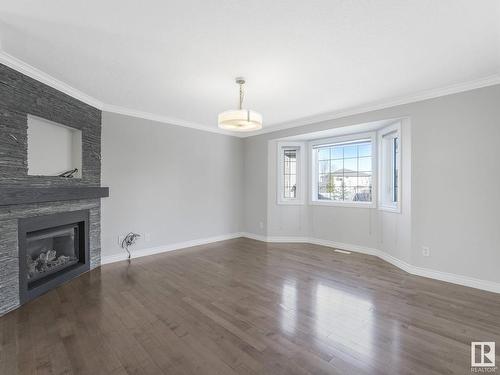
[[310, 200, 375, 209], [277, 200, 305, 206], [378, 205, 401, 213]]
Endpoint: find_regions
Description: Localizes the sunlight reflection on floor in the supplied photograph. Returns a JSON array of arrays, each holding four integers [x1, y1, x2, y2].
[[315, 283, 374, 357]]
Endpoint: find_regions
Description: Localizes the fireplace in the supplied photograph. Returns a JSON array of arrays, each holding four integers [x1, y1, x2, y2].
[[18, 210, 90, 304]]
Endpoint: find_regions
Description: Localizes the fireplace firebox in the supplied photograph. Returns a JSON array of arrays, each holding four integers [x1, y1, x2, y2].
[[18, 210, 90, 304]]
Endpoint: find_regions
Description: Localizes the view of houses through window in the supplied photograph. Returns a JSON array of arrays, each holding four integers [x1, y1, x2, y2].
[[283, 149, 297, 199], [277, 126, 400, 208], [314, 140, 372, 202]]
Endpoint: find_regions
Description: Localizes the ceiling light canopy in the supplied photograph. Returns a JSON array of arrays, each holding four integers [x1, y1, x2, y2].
[[218, 78, 262, 132]]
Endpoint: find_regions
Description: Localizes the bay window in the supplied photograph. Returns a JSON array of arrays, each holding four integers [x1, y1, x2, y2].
[[378, 122, 401, 212], [277, 142, 304, 205], [311, 133, 376, 207], [277, 122, 403, 210]]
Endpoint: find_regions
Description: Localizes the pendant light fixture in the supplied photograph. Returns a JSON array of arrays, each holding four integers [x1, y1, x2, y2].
[[218, 77, 262, 132]]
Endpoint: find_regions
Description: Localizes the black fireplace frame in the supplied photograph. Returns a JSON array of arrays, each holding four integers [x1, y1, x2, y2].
[[18, 209, 90, 304]]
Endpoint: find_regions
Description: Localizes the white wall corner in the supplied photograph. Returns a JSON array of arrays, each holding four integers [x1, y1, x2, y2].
[[239, 232, 269, 242]]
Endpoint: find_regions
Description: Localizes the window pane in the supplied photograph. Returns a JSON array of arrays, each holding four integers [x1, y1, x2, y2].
[[314, 139, 372, 203], [333, 176, 343, 185], [393, 137, 399, 202], [331, 146, 343, 159], [330, 159, 343, 173], [343, 158, 357, 172], [354, 187, 372, 202], [284, 179, 296, 198], [332, 185, 343, 201], [284, 150, 296, 161], [282, 148, 297, 200], [318, 160, 330, 174], [318, 181, 331, 200], [318, 148, 330, 161], [358, 174, 371, 187], [343, 186, 356, 201], [319, 174, 330, 186], [358, 157, 371, 172], [344, 175, 357, 187], [343, 145, 357, 158], [358, 143, 371, 157]]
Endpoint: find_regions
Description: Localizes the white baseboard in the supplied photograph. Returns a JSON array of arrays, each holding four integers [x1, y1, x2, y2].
[[400, 262, 500, 294], [307, 237, 379, 257], [240, 233, 500, 294], [101, 232, 243, 265], [267, 236, 310, 243], [239, 232, 268, 242], [100, 231, 500, 294]]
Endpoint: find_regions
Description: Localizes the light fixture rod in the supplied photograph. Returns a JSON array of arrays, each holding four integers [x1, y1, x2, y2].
[[236, 77, 245, 110], [239, 83, 243, 110]]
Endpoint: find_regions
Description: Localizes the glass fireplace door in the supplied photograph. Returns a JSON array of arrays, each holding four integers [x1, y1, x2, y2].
[[26, 224, 79, 284]]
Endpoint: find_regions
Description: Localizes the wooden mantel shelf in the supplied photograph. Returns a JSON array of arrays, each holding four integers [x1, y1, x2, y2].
[[0, 187, 109, 206]]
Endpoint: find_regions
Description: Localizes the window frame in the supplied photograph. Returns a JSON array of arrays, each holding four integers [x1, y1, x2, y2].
[[277, 142, 305, 205], [377, 122, 402, 213], [309, 132, 377, 208]]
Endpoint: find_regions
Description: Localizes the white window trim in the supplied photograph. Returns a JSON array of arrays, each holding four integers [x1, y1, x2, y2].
[[309, 132, 377, 208], [277, 141, 305, 205], [377, 121, 402, 213]]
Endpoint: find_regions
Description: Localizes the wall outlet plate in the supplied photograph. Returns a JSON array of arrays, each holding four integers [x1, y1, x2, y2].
[[422, 246, 430, 257]]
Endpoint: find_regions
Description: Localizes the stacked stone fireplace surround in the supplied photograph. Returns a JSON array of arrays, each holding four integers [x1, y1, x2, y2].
[[0, 63, 104, 315]]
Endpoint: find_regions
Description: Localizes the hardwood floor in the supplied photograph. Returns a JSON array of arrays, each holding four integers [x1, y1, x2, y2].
[[1, 238, 499, 374]]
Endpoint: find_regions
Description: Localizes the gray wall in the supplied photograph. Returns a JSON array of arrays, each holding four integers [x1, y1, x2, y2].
[[101, 112, 243, 258], [243, 84, 500, 284]]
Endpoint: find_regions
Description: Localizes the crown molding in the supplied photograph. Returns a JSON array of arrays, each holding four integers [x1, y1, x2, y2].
[[102, 104, 238, 137], [0, 49, 240, 137], [0, 50, 104, 110], [246, 73, 500, 137], [2, 49, 499, 138]]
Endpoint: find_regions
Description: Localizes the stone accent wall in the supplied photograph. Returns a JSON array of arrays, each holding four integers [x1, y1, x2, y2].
[[0, 64, 101, 187], [0, 63, 103, 315], [0, 200, 100, 314]]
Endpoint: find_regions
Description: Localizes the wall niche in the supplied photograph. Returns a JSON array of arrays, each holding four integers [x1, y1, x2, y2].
[[27, 115, 82, 178]]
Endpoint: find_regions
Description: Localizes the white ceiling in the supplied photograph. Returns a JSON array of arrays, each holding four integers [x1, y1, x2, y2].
[[1, 0, 499, 135]]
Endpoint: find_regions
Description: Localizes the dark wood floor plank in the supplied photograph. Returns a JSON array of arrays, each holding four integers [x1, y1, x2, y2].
[[1, 237, 500, 374]]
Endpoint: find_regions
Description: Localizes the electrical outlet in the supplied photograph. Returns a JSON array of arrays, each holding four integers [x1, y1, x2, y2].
[[144, 233, 151, 242], [422, 246, 430, 257], [259, 221, 264, 230]]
